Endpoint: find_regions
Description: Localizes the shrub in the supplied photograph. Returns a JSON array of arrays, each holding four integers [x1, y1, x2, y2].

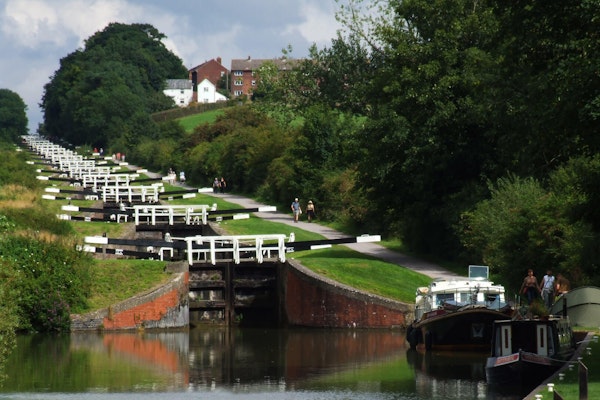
[[0, 235, 92, 332]]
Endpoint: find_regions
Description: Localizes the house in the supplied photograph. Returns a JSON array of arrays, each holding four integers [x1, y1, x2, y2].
[[230, 56, 299, 98], [188, 57, 229, 102], [197, 78, 227, 103], [163, 79, 193, 107]]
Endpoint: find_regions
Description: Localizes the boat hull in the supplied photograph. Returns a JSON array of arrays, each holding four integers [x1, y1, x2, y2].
[[485, 351, 567, 388], [550, 286, 600, 327], [409, 308, 512, 351]]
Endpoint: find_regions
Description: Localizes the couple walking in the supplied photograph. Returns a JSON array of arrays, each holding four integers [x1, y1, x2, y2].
[[290, 198, 316, 223]]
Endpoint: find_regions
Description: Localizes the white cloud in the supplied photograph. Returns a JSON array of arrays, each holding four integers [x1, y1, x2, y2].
[[284, 0, 342, 46]]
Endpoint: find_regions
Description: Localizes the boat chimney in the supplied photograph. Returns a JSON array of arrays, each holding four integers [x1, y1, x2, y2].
[[563, 297, 567, 317]]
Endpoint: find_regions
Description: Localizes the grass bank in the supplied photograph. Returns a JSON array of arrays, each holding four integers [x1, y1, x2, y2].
[[530, 330, 600, 399], [177, 109, 225, 133]]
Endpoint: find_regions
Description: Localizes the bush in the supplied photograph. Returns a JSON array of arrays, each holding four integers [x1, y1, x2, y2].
[[0, 235, 92, 332]]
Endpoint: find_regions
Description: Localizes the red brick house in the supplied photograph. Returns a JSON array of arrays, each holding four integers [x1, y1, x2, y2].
[[230, 56, 299, 98], [188, 57, 229, 102]]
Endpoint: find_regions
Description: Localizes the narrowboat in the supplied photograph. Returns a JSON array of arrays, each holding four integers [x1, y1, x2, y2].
[[406, 265, 513, 351], [550, 286, 600, 328], [485, 316, 576, 389]]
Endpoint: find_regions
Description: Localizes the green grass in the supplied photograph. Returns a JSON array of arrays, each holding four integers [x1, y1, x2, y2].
[[293, 248, 431, 302], [85, 259, 170, 311], [177, 109, 225, 132]]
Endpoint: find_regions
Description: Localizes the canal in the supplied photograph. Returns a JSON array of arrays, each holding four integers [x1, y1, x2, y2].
[[0, 327, 527, 399]]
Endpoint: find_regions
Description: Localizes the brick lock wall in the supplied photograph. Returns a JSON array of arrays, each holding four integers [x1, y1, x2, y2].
[[71, 270, 189, 331], [102, 286, 181, 330], [283, 260, 411, 328]]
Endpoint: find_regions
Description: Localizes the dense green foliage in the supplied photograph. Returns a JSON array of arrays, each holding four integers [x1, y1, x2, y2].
[[33, 2, 600, 293], [0, 146, 92, 332], [0, 235, 91, 332], [41, 23, 187, 149], [0, 90, 27, 141]]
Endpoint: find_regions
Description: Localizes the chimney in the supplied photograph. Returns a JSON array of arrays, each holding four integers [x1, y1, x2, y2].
[[217, 57, 222, 65], [247, 55, 251, 61]]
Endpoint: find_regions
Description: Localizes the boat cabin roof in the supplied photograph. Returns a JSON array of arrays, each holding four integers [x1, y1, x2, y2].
[[468, 265, 489, 280]]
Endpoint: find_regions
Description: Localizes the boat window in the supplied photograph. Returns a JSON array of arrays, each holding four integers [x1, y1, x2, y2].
[[436, 293, 454, 305], [459, 293, 470, 303], [486, 293, 499, 302]]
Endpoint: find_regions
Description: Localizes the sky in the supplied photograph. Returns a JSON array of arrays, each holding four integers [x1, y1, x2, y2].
[[0, 0, 346, 132]]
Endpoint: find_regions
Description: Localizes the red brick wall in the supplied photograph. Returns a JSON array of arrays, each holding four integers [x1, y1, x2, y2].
[[283, 260, 411, 328], [102, 286, 181, 330], [71, 271, 189, 331], [189, 59, 228, 86]]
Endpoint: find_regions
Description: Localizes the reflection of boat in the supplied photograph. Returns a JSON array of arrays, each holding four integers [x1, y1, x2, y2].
[[485, 316, 576, 391], [406, 349, 487, 381], [550, 286, 600, 328], [407, 265, 513, 351]]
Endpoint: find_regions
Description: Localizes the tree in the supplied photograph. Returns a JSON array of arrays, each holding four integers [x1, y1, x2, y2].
[[348, 0, 501, 255], [41, 23, 187, 149], [0, 89, 27, 142]]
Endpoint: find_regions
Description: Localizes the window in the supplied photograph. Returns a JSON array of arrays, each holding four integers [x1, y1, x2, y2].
[[233, 71, 243, 76], [251, 80, 256, 86], [203, 87, 209, 92], [234, 90, 243, 96], [436, 293, 454, 305], [234, 79, 243, 86]]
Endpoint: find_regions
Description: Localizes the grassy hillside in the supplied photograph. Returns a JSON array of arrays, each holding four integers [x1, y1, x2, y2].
[[177, 109, 225, 132]]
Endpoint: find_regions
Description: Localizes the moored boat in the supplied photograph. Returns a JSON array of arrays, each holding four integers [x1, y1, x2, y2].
[[485, 316, 576, 391], [406, 265, 513, 351], [550, 286, 600, 328]]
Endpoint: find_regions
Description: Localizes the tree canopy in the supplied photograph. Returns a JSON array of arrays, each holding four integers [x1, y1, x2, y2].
[[41, 23, 187, 148], [0, 89, 28, 142]]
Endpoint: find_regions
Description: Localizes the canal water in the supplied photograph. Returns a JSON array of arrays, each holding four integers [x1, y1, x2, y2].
[[0, 328, 527, 400]]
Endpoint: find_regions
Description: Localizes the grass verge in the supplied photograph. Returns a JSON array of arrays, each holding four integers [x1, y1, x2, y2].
[[530, 329, 600, 399], [293, 248, 431, 303], [85, 259, 170, 311]]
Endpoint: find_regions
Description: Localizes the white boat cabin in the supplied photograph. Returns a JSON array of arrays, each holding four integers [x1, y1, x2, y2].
[[415, 265, 507, 321]]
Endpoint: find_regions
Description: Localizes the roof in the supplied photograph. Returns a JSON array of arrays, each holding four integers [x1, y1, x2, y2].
[[165, 79, 192, 90], [230, 57, 301, 71], [188, 58, 229, 73]]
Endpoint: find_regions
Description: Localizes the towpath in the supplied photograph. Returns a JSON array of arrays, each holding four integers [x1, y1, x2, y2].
[[133, 167, 458, 280]]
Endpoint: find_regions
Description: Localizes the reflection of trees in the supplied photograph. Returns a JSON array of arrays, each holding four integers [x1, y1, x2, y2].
[[0, 329, 16, 387], [0, 272, 18, 388]]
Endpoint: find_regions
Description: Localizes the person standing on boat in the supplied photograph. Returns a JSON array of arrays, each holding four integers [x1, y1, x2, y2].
[[520, 269, 540, 305], [554, 273, 570, 297], [539, 269, 555, 308]]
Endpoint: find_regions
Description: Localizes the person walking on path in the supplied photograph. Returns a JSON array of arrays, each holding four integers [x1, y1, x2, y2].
[[539, 269, 555, 309], [306, 200, 316, 222], [291, 198, 302, 222], [220, 177, 226, 193]]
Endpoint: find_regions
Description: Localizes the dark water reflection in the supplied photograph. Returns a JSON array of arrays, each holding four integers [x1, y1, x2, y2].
[[0, 328, 526, 399]]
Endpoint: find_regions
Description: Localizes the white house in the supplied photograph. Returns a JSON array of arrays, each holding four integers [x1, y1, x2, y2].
[[197, 78, 227, 103], [163, 79, 194, 107]]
